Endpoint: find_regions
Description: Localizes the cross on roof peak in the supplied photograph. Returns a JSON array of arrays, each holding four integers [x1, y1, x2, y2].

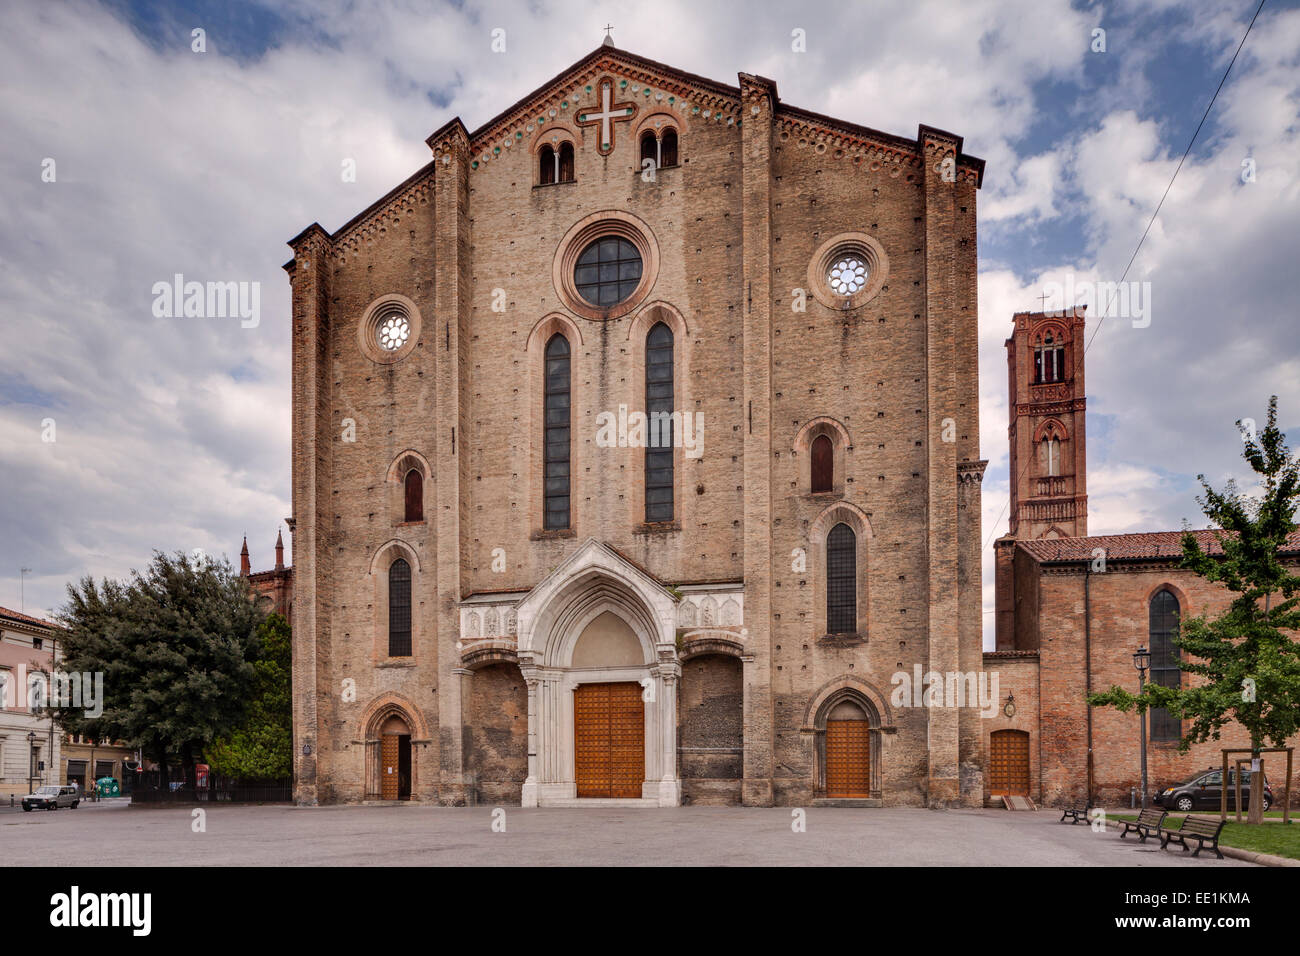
[[602, 25, 615, 47]]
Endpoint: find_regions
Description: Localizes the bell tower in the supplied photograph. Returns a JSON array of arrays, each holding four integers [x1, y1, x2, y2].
[[1006, 306, 1088, 540], [994, 306, 1088, 650]]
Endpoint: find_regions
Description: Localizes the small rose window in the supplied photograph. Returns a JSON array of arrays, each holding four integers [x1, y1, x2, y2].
[[377, 312, 411, 351], [828, 256, 869, 296]]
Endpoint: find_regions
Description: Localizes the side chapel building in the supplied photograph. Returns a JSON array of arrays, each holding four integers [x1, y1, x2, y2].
[[285, 40, 987, 806]]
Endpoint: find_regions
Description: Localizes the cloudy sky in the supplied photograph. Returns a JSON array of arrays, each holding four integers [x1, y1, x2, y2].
[[1, 0, 1297, 647]]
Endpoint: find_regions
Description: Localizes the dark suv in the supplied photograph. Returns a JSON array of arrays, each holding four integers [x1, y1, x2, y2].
[[1155, 768, 1272, 812]]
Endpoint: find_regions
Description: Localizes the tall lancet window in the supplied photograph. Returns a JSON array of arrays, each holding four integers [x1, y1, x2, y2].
[[826, 523, 857, 635], [543, 334, 572, 530], [388, 558, 412, 657], [645, 321, 674, 522]]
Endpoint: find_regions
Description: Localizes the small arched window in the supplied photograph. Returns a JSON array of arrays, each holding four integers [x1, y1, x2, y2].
[[811, 434, 834, 493], [1045, 437, 1061, 477], [559, 142, 575, 183], [403, 469, 423, 522], [388, 558, 412, 657], [640, 130, 657, 167], [1034, 331, 1066, 384], [661, 128, 678, 167], [539, 144, 556, 185], [543, 334, 571, 530], [1149, 589, 1181, 741], [826, 522, 857, 634], [645, 322, 674, 522]]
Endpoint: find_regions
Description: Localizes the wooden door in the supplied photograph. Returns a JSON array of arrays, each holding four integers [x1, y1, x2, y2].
[[825, 720, 871, 797], [380, 734, 400, 800], [574, 682, 645, 798], [989, 729, 1030, 796]]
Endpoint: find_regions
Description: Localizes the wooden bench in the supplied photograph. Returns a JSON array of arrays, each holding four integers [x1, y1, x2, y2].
[[1160, 815, 1227, 860], [1060, 802, 1093, 824], [1119, 807, 1167, 842]]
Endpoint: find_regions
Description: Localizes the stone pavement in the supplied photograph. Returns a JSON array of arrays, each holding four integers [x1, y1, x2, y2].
[[1, 802, 1258, 866]]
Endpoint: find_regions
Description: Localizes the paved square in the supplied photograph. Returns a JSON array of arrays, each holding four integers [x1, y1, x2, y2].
[[1, 802, 1257, 866]]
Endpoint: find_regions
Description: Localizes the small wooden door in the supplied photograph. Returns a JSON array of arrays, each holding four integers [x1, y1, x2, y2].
[[574, 682, 645, 798], [989, 729, 1030, 796], [380, 734, 400, 800], [825, 720, 871, 797]]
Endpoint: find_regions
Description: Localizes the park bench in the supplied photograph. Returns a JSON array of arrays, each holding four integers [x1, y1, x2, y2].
[[1059, 801, 1093, 824], [1160, 815, 1227, 860], [1119, 807, 1167, 842]]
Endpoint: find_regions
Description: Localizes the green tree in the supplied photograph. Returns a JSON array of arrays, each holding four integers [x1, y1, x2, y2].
[[55, 551, 264, 790], [205, 611, 292, 782], [1088, 397, 1300, 823]]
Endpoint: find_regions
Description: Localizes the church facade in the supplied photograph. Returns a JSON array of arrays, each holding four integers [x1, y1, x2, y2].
[[284, 42, 988, 807]]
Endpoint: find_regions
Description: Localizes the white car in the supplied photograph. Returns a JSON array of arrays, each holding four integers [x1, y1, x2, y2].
[[22, 784, 79, 811]]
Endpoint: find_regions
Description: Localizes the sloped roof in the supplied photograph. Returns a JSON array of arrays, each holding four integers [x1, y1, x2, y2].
[[1017, 529, 1300, 564], [0, 605, 59, 631]]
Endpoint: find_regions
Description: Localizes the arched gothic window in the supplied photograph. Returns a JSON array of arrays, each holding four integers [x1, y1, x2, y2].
[[403, 469, 423, 522], [1149, 589, 1181, 741], [539, 144, 556, 185], [826, 522, 857, 634], [1034, 331, 1066, 384], [388, 558, 412, 657], [544, 334, 571, 530], [640, 130, 657, 166], [811, 434, 834, 493], [645, 322, 674, 522], [559, 142, 575, 183], [661, 128, 678, 167]]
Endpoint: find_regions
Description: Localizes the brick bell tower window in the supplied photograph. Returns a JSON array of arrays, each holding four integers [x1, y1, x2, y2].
[[574, 237, 642, 308], [1034, 332, 1066, 384]]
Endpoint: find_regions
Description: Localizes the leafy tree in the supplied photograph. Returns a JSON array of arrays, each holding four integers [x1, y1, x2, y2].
[[1088, 397, 1300, 823], [55, 551, 264, 790], [205, 612, 292, 782]]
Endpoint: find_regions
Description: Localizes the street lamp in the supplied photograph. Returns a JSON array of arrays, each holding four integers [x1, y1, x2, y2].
[[27, 730, 36, 795], [1133, 645, 1151, 810]]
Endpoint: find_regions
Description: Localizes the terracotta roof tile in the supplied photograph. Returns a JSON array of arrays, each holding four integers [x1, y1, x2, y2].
[[1017, 529, 1300, 563], [0, 605, 60, 630]]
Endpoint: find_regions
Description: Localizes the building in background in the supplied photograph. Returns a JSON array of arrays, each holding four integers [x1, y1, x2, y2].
[[62, 733, 138, 795], [0, 606, 61, 799], [240, 528, 293, 619], [989, 307, 1299, 807]]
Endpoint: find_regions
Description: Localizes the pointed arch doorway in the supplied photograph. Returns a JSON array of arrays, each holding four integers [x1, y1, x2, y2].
[[378, 714, 412, 801]]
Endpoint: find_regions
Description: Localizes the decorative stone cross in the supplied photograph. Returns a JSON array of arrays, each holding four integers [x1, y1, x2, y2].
[[577, 77, 636, 155]]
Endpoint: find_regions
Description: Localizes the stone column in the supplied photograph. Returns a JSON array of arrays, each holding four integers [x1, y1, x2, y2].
[[656, 655, 681, 806], [520, 664, 540, 807]]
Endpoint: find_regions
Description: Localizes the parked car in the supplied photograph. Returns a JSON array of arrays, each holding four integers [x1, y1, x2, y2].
[[1155, 768, 1272, 812], [22, 784, 80, 811]]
